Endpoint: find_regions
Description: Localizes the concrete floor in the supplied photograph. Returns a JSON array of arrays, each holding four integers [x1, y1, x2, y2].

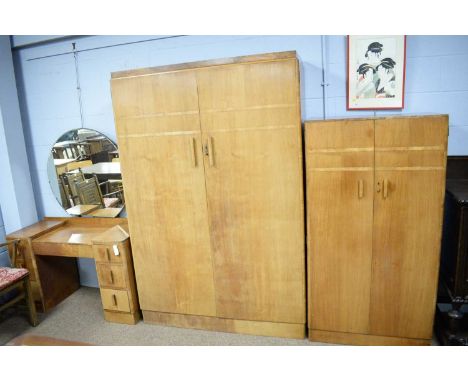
[[0, 287, 326, 346]]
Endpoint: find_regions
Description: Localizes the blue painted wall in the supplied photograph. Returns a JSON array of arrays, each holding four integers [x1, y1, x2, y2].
[[0, 207, 8, 267], [0, 35, 37, 274], [0, 36, 38, 236], [11, 35, 468, 287]]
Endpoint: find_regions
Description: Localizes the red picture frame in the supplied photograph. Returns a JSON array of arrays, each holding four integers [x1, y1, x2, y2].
[[347, 35, 407, 110]]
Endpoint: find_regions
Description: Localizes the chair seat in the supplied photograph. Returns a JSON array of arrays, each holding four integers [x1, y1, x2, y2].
[[103, 197, 119, 208], [0, 267, 29, 291]]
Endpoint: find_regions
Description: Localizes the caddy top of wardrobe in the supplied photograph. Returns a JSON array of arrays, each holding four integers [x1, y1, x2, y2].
[[305, 113, 448, 122], [111, 50, 298, 79]]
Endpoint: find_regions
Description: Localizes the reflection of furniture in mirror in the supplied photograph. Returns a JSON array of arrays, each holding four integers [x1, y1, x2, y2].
[[108, 150, 119, 162], [54, 158, 77, 175], [52, 141, 90, 159], [91, 151, 110, 164], [65, 160, 92, 172], [61, 170, 86, 207], [87, 135, 114, 154], [86, 208, 123, 218], [76, 176, 105, 207], [58, 178, 69, 209], [66, 204, 100, 217], [74, 176, 122, 218], [6, 218, 140, 324], [48, 128, 125, 217], [80, 162, 121, 182]]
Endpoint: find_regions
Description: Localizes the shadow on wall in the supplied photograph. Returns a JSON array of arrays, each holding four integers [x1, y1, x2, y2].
[[12, 55, 46, 219], [0, 206, 8, 267]]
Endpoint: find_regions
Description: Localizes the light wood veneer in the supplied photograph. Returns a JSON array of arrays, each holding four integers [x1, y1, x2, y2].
[[306, 115, 448, 345], [111, 51, 305, 337]]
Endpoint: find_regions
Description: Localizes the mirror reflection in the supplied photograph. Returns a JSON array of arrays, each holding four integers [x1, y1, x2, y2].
[[47, 128, 125, 218]]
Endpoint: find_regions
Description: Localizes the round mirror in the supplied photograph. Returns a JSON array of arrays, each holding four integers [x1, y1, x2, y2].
[[47, 128, 125, 217]]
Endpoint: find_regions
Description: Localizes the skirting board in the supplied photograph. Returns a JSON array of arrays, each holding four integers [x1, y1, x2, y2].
[[309, 329, 431, 346], [143, 310, 306, 339], [104, 310, 140, 325]]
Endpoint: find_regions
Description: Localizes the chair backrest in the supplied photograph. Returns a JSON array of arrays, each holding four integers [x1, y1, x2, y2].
[[62, 170, 86, 205], [58, 177, 71, 209], [0, 240, 20, 267], [75, 175, 104, 207]]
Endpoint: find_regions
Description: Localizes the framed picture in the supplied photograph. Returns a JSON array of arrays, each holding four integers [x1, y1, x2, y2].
[[347, 35, 406, 110]]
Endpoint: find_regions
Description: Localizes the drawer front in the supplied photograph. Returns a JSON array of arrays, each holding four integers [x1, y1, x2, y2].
[[33, 242, 94, 258], [94, 245, 124, 263], [96, 263, 126, 289], [100, 289, 130, 312]]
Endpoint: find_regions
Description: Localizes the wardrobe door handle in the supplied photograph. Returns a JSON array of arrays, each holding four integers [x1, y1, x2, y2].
[[376, 181, 381, 194], [189, 137, 197, 167], [383, 179, 389, 199], [358, 179, 364, 199], [207, 136, 214, 167]]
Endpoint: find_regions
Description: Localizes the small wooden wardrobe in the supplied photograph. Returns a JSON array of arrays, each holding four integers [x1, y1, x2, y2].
[[305, 115, 448, 345], [110, 51, 306, 338]]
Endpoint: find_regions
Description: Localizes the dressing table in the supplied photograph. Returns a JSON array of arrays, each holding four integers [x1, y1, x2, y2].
[[6, 217, 140, 325]]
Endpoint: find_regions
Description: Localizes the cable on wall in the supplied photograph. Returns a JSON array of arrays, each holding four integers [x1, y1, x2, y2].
[[72, 42, 85, 131], [320, 35, 330, 120], [25, 36, 185, 62]]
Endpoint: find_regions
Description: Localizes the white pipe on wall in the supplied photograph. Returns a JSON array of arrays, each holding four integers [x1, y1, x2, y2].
[[320, 35, 329, 120]]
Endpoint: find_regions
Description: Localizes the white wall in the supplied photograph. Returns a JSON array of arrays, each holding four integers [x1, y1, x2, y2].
[[12, 35, 468, 287], [0, 36, 37, 236]]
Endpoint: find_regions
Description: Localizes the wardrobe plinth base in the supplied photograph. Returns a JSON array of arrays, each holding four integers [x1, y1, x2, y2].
[[104, 310, 140, 325], [309, 329, 431, 346], [143, 310, 305, 339]]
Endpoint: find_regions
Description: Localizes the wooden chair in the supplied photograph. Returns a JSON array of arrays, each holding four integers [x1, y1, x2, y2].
[[58, 177, 71, 209], [75, 176, 123, 218], [0, 240, 37, 326], [61, 169, 85, 206]]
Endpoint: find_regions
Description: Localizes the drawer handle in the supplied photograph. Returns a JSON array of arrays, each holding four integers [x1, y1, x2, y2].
[[383, 179, 389, 199], [109, 270, 114, 284], [207, 136, 215, 167], [358, 179, 364, 199], [189, 137, 197, 167], [112, 294, 117, 306], [105, 248, 110, 261]]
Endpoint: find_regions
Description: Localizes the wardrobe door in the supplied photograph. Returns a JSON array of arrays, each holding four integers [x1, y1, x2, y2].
[[196, 59, 305, 323], [370, 116, 448, 339], [111, 71, 216, 317], [306, 120, 374, 334]]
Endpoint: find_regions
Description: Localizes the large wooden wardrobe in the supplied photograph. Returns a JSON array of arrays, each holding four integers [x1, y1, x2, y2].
[[110, 51, 306, 338], [306, 115, 448, 345]]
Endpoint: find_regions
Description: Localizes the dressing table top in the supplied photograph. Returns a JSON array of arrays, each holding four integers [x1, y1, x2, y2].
[[7, 217, 129, 247]]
